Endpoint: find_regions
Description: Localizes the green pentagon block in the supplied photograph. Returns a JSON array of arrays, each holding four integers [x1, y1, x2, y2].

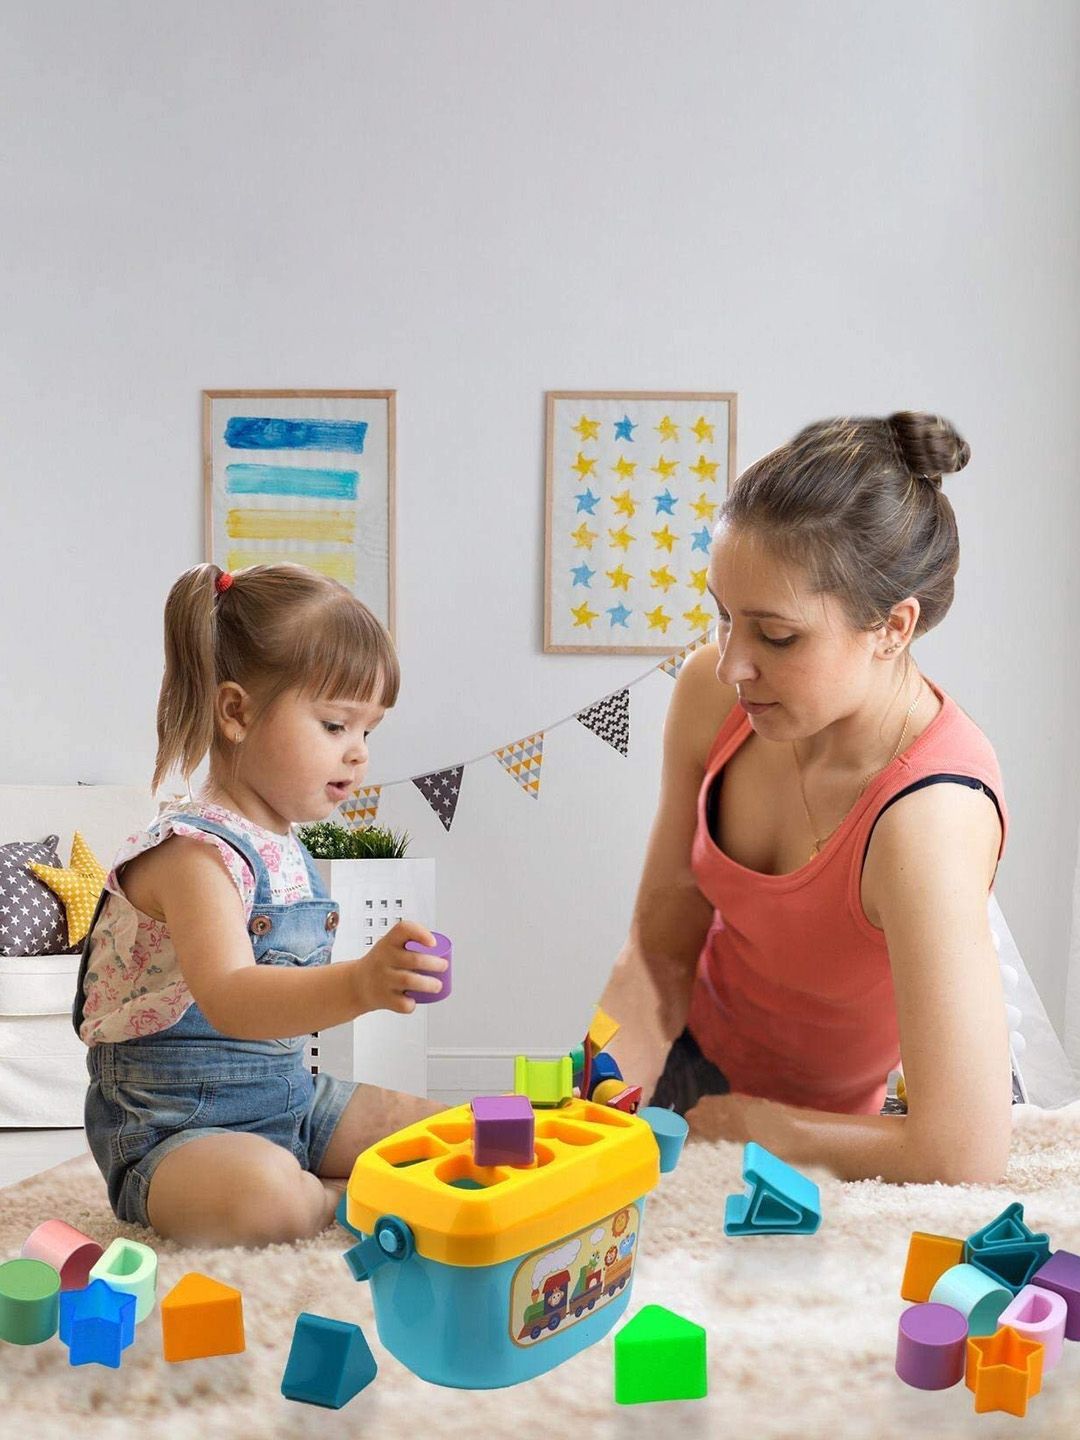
[[614, 1303, 707, 1404], [513, 1054, 573, 1107]]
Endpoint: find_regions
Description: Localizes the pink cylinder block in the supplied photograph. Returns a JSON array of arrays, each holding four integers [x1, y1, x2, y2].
[[999, 1283, 1067, 1371], [21, 1221, 103, 1291], [895, 1303, 968, 1390]]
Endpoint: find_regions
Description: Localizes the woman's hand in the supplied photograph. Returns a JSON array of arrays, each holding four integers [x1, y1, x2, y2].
[[349, 920, 447, 1015]]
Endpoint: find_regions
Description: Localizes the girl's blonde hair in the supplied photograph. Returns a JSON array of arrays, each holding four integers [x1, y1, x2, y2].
[[152, 562, 399, 794], [720, 410, 971, 640]]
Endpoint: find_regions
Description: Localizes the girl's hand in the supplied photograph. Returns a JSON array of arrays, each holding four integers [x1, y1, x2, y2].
[[349, 920, 448, 1015]]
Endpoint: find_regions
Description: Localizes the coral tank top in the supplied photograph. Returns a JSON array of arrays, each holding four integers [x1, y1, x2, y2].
[[684, 677, 1008, 1115]]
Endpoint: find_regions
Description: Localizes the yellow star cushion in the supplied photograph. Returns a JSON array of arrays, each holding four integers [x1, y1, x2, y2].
[[28, 832, 107, 947]]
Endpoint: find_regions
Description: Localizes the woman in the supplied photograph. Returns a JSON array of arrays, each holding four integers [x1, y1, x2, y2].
[[599, 411, 1012, 1186]]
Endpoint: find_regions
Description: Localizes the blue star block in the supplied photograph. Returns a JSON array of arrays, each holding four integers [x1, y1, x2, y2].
[[574, 488, 600, 514], [281, 1312, 378, 1408], [59, 1278, 136, 1368], [691, 525, 712, 554], [614, 415, 637, 442], [653, 489, 678, 515], [570, 563, 596, 587], [606, 603, 632, 628]]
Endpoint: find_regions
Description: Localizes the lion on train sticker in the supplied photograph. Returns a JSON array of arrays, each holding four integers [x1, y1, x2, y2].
[[509, 1204, 640, 1346]]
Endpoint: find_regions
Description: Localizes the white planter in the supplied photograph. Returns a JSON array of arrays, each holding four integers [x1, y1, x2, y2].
[[311, 857, 436, 1097], [0, 955, 86, 1127]]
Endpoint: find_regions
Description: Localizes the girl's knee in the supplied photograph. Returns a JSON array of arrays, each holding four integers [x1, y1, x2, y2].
[[226, 1149, 328, 1246]]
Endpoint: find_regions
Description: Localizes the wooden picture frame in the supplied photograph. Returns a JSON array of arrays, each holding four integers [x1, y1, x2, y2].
[[203, 389, 397, 636], [544, 390, 737, 653]]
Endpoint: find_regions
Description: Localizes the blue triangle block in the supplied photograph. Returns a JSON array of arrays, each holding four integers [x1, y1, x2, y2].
[[724, 1142, 822, 1236], [281, 1312, 378, 1409]]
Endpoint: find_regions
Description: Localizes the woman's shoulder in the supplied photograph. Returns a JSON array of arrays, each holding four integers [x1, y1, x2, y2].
[[669, 643, 741, 771]]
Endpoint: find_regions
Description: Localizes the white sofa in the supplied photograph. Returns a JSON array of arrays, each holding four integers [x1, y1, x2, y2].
[[0, 785, 434, 1128]]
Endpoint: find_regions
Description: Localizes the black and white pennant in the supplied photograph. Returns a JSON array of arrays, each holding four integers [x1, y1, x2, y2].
[[412, 765, 465, 832], [575, 689, 630, 756]]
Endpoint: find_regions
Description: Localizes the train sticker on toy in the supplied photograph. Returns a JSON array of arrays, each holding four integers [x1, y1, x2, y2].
[[511, 1204, 640, 1346]]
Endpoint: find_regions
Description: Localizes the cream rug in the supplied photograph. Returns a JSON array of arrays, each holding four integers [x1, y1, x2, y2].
[[2, 1104, 1078, 1439]]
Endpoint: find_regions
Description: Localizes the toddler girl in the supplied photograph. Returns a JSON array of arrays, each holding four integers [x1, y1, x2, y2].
[[74, 562, 447, 1247]]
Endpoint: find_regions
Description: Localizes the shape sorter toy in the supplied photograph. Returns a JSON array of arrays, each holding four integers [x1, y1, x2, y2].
[[343, 1096, 688, 1388]]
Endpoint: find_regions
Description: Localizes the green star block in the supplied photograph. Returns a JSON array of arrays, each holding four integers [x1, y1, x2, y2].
[[614, 1303, 708, 1404]]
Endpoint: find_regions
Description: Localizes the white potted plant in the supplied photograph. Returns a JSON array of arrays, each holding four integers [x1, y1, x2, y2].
[[297, 820, 436, 1097]]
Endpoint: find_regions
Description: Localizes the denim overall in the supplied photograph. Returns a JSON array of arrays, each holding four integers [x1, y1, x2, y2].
[[74, 813, 357, 1227]]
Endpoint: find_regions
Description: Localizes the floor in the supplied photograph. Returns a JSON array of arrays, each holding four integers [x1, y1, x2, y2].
[[0, 1127, 89, 1189]]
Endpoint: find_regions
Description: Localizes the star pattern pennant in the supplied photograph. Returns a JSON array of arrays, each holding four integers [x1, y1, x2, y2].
[[412, 766, 465, 832], [494, 732, 545, 799], [576, 689, 630, 756], [338, 785, 381, 827], [660, 631, 713, 678]]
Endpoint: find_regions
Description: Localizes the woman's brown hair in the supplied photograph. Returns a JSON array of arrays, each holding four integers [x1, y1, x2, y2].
[[151, 563, 400, 794], [719, 410, 971, 641]]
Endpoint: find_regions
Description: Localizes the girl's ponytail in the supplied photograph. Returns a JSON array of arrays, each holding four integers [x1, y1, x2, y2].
[[151, 564, 225, 794]]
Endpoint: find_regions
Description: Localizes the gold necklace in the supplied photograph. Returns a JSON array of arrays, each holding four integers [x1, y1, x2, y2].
[[792, 679, 924, 862]]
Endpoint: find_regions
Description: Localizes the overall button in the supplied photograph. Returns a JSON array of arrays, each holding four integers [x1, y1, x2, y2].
[[325, 911, 340, 932], [250, 915, 273, 936]]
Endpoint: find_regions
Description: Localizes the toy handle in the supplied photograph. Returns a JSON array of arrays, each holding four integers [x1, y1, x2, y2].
[[638, 1106, 689, 1174], [343, 1213, 415, 1282]]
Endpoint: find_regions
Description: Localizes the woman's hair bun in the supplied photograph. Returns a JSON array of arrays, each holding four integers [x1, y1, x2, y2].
[[887, 411, 970, 488]]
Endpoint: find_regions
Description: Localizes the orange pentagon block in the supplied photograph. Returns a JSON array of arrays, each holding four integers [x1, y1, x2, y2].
[[161, 1272, 245, 1362], [965, 1325, 1044, 1417], [901, 1232, 966, 1303]]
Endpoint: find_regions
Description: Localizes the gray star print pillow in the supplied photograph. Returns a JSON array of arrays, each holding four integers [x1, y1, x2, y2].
[[0, 835, 82, 957]]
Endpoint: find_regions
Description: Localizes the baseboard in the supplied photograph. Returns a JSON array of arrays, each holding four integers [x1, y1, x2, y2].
[[427, 1047, 566, 1105]]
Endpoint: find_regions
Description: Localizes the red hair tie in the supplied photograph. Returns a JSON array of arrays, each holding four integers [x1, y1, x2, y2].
[[215, 571, 234, 595]]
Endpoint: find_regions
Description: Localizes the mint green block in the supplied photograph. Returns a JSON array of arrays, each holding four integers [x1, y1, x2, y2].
[[89, 1238, 158, 1323], [614, 1303, 708, 1404], [0, 1258, 61, 1345], [514, 1054, 573, 1107]]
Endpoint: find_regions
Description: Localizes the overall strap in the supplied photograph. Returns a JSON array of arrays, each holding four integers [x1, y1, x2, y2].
[[160, 813, 273, 906], [294, 833, 329, 900]]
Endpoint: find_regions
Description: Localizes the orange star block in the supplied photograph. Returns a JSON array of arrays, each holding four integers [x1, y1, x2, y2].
[[965, 1326, 1044, 1417]]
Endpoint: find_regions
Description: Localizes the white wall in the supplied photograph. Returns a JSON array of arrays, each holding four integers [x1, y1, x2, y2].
[[3, 1, 1079, 1080]]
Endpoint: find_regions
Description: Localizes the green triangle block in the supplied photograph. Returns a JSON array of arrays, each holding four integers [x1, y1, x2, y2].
[[614, 1303, 707, 1405]]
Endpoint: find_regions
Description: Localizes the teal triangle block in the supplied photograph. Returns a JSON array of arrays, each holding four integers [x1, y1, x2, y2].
[[724, 1142, 822, 1236], [281, 1312, 377, 1409]]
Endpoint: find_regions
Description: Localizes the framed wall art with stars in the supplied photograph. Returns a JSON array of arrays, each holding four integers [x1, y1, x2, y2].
[[544, 391, 737, 653]]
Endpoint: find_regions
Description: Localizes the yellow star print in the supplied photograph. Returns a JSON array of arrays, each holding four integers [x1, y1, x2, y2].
[[645, 605, 672, 633], [570, 521, 598, 550], [690, 492, 717, 522], [689, 454, 719, 483], [691, 416, 715, 444], [656, 415, 680, 443], [683, 604, 713, 631], [571, 601, 599, 628], [612, 489, 638, 518], [651, 524, 677, 553], [611, 455, 637, 479], [608, 525, 635, 552], [649, 566, 677, 592], [571, 451, 598, 479], [28, 832, 107, 946], [652, 455, 678, 479], [572, 415, 601, 442], [689, 567, 708, 596], [606, 564, 633, 591]]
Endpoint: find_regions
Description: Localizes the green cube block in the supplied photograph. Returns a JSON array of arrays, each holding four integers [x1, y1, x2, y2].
[[513, 1054, 573, 1107], [614, 1303, 708, 1404]]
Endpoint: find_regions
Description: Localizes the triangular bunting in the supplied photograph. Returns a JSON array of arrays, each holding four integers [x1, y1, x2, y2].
[[660, 631, 712, 679], [494, 732, 545, 798], [338, 785, 381, 827], [576, 690, 630, 756], [412, 766, 464, 832]]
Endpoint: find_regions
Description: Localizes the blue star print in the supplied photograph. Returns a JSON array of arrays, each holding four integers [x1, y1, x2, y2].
[[571, 563, 596, 587], [614, 415, 637, 442], [691, 525, 712, 553], [575, 488, 600, 514], [653, 489, 678, 515], [606, 603, 632, 627]]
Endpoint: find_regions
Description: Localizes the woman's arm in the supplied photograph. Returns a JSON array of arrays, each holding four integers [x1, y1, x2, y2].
[[598, 645, 734, 1104], [690, 779, 1012, 1185]]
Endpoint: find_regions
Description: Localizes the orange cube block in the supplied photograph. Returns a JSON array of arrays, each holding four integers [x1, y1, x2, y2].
[[901, 1232, 966, 1303], [161, 1272, 245, 1362]]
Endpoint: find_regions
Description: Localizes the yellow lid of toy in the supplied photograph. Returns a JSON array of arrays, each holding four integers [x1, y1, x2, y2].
[[346, 1097, 661, 1267]]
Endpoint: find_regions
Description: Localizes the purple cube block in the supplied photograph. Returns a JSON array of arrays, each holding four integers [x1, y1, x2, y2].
[[471, 1094, 535, 1167], [1032, 1249, 1080, 1340]]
